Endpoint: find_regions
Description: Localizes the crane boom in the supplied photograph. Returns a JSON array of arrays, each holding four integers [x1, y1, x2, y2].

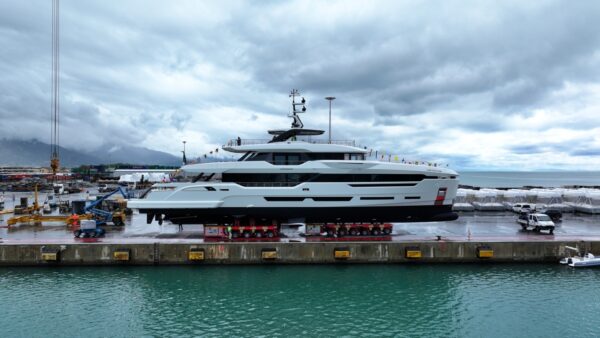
[[50, 0, 60, 176]]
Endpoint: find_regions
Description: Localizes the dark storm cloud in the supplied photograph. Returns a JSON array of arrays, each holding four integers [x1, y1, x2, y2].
[[1, 0, 600, 169]]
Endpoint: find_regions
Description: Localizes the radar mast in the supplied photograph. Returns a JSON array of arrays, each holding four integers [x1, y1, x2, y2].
[[288, 89, 306, 129]]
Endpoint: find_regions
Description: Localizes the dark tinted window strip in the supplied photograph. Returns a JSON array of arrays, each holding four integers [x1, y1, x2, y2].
[[312, 197, 352, 202], [349, 183, 417, 187], [312, 174, 427, 182], [405, 196, 421, 199], [264, 197, 305, 202], [360, 197, 394, 200], [223, 173, 428, 184]]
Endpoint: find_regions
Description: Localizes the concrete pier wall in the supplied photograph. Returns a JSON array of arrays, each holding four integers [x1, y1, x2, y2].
[[1, 240, 599, 266]]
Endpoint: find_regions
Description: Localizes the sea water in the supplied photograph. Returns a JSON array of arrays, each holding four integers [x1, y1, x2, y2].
[[1, 265, 599, 337], [459, 171, 600, 188]]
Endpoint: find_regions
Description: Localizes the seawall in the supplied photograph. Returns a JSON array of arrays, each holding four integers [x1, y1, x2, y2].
[[1, 240, 598, 266]]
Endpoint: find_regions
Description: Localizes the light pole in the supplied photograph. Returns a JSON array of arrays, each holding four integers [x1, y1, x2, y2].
[[325, 96, 336, 144], [182, 140, 187, 165]]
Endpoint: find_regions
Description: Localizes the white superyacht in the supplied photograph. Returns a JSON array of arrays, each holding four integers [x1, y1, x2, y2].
[[128, 90, 459, 225]]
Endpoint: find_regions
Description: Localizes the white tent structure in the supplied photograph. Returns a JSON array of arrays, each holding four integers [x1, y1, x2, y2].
[[498, 189, 528, 210], [472, 189, 505, 211], [563, 189, 587, 204], [575, 190, 600, 214], [532, 189, 574, 212], [453, 188, 475, 212]]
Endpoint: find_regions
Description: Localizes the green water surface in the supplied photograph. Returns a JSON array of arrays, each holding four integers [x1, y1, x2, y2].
[[1, 265, 599, 337]]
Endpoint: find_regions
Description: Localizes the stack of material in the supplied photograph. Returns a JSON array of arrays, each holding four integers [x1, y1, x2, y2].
[[525, 190, 538, 204], [499, 189, 527, 210], [563, 189, 587, 209], [472, 189, 505, 211], [453, 188, 475, 211], [533, 189, 574, 212], [575, 190, 600, 214]]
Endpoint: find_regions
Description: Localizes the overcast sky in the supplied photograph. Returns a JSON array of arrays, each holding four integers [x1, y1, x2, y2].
[[1, 0, 600, 170]]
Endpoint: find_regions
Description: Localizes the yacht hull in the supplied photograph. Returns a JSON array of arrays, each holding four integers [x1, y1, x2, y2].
[[140, 205, 458, 224]]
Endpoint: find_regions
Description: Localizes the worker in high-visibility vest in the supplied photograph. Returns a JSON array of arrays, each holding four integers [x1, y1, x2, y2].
[[227, 225, 232, 240]]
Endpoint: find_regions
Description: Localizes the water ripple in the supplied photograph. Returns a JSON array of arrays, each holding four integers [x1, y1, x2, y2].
[[1, 265, 600, 337]]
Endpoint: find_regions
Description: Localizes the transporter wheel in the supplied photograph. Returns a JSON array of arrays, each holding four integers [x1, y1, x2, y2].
[[232, 231, 240, 239], [255, 231, 263, 238], [382, 227, 392, 235], [266, 231, 275, 238], [326, 228, 336, 237], [74, 230, 82, 238], [360, 229, 370, 236], [372, 228, 381, 236], [243, 231, 251, 238], [338, 228, 348, 237], [349, 228, 358, 236]]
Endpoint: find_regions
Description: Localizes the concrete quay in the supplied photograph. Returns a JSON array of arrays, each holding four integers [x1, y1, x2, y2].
[[1, 238, 598, 266]]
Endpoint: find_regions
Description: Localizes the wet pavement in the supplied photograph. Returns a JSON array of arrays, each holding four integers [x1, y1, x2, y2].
[[2, 189, 600, 243], [2, 196, 600, 244]]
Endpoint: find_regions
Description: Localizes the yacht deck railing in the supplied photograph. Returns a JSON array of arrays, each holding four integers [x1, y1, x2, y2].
[[225, 138, 356, 147]]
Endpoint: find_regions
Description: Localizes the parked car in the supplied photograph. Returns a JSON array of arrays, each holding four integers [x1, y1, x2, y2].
[[512, 203, 533, 213], [98, 184, 111, 193]]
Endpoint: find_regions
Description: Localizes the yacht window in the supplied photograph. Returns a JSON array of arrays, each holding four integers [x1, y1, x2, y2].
[[310, 174, 427, 182], [309, 153, 345, 160], [222, 173, 429, 186], [287, 154, 301, 165], [238, 152, 253, 161], [312, 197, 353, 201], [350, 153, 364, 160], [247, 152, 270, 161], [273, 154, 287, 165], [273, 153, 303, 165]]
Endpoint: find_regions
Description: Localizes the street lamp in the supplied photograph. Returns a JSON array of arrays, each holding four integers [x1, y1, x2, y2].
[[182, 140, 187, 165], [325, 96, 336, 144]]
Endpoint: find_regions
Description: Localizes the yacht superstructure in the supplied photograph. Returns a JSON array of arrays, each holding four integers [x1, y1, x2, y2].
[[128, 90, 459, 225]]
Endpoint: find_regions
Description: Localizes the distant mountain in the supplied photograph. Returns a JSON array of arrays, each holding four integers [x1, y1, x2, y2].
[[91, 145, 183, 167], [0, 139, 182, 167]]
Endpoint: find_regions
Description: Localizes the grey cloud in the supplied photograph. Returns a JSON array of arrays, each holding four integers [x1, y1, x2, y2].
[[511, 142, 591, 155], [1, 1, 600, 169], [511, 145, 545, 155], [238, 1, 600, 122], [571, 149, 600, 157]]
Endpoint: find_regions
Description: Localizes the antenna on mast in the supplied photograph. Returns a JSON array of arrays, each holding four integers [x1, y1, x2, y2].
[[288, 89, 306, 129]]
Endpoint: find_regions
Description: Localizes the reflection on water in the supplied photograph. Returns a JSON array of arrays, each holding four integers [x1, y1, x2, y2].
[[0, 265, 599, 337]]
